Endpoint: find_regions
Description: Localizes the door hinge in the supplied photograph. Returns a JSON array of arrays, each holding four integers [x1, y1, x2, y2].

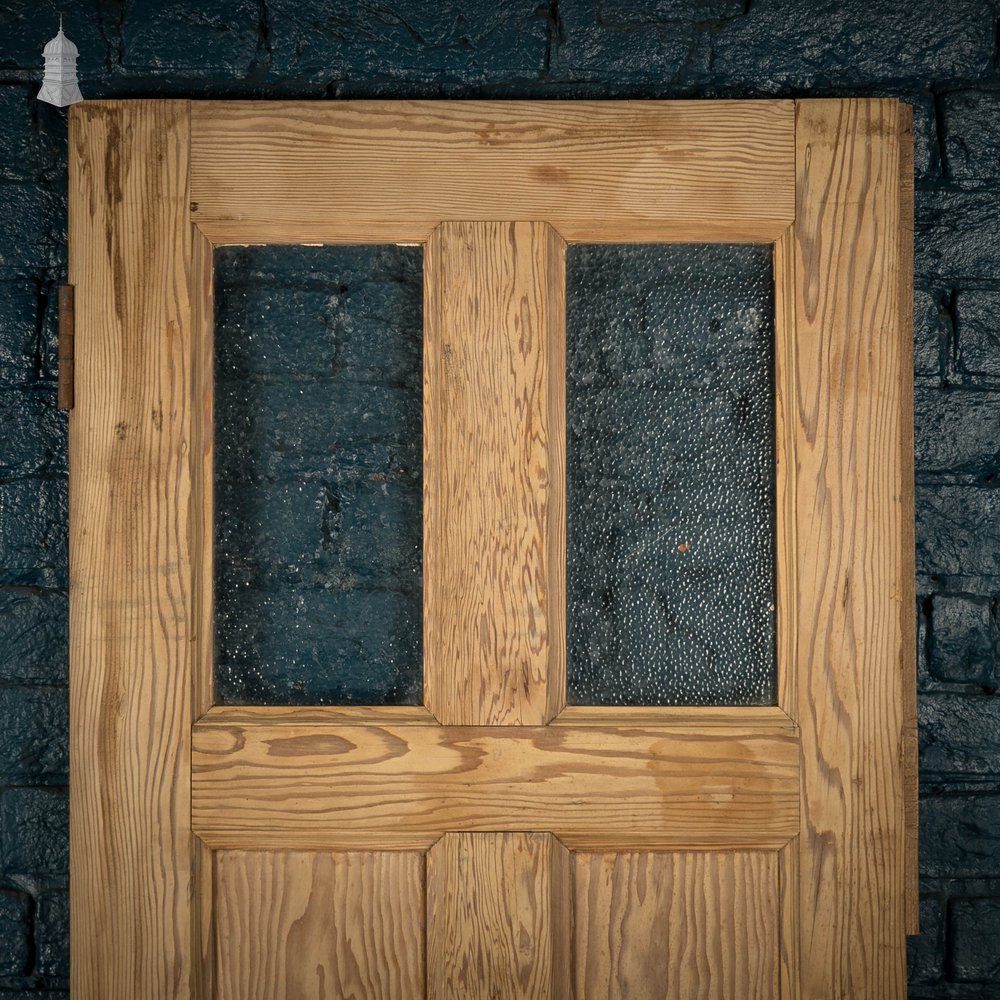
[[57, 284, 74, 411]]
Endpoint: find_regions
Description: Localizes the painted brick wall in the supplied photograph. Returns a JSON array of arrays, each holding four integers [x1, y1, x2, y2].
[[0, 1, 998, 995]]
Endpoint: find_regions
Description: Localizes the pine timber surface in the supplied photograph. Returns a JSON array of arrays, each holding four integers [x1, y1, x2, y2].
[[191, 721, 799, 851], [424, 221, 566, 726], [68, 97, 915, 1000], [791, 98, 911, 998], [68, 99, 199, 1000], [214, 850, 425, 1000], [427, 833, 571, 1000], [573, 851, 780, 1000], [189, 100, 795, 245]]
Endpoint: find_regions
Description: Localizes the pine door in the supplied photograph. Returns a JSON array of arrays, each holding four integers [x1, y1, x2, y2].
[[68, 99, 915, 999]]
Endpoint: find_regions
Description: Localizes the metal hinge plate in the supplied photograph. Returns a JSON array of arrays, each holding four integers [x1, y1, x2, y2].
[[58, 284, 74, 411]]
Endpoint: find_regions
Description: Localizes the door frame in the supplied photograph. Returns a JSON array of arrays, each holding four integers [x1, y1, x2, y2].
[[68, 98, 915, 998]]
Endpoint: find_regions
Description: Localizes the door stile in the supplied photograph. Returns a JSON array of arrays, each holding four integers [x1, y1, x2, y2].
[[791, 98, 912, 997], [68, 100, 202, 1000]]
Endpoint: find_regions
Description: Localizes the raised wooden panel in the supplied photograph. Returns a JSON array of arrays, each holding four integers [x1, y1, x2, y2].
[[68, 99, 199, 1000], [792, 98, 911, 995], [427, 833, 570, 999], [424, 221, 565, 726], [192, 721, 799, 851], [573, 851, 779, 1000], [189, 100, 795, 244], [214, 851, 425, 1000]]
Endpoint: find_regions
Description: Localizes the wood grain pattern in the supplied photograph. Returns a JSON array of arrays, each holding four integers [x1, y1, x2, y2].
[[214, 850, 425, 1000], [573, 851, 779, 999], [192, 722, 799, 850], [198, 705, 436, 726], [424, 221, 566, 726], [778, 839, 800, 1000], [792, 99, 912, 996], [428, 833, 570, 999], [190, 100, 795, 245], [189, 229, 216, 998], [898, 102, 920, 937], [773, 228, 799, 723], [552, 705, 795, 729], [68, 100, 198, 999]]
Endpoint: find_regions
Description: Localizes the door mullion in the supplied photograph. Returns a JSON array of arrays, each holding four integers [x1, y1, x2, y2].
[[423, 220, 567, 726]]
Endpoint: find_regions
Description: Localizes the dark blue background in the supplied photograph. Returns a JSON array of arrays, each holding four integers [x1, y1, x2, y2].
[[1, 1, 999, 994]]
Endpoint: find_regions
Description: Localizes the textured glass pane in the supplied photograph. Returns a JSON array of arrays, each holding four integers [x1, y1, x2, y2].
[[213, 245, 422, 705], [567, 244, 776, 706]]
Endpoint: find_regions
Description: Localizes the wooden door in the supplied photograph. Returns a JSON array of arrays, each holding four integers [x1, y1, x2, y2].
[[68, 99, 915, 999]]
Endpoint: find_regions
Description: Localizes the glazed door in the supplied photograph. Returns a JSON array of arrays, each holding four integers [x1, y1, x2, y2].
[[68, 99, 915, 999]]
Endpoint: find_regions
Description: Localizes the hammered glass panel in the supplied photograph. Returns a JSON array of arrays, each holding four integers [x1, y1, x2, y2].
[[213, 245, 422, 705], [566, 244, 776, 706]]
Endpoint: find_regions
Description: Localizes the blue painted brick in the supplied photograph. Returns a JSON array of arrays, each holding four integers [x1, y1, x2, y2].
[[602, 0, 746, 21], [956, 291, 1000, 382], [550, 1, 694, 84], [0, 387, 65, 477], [0, 590, 67, 687], [35, 889, 68, 978], [916, 189, 1000, 284], [0, 788, 67, 880], [0, 281, 45, 385], [907, 93, 940, 182], [0, 184, 59, 273], [949, 896, 1000, 982], [914, 387, 1000, 479], [123, 0, 260, 77], [907, 893, 945, 985], [919, 794, 1000, 879], [0, 687, 67, 784], [944, 90, 1000, 183], [706, 0, 996, 90], [916, 485, 1000, 582], [919, 695, 1000, 782], [925, 594, 995, 686], [267, 0, 549, 83], [0, 890, 29, 977], [0, 88, 36, 183], [0, 993, 69, 998], [0, 479, 67, 589], [913, 288, 950, 380]]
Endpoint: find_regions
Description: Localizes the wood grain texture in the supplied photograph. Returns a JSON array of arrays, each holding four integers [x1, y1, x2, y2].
[[198, 705, 436, 726], [778, 839, 800, 1000], [68, 100, 198, 999], [214, 851, 425, 1000], [792, 98, 912, 996], [424, 221, 566, 726], [898, 103, 920, 938], [192, 722, 799, 850], [427, 833, 570, 999], [190, 100, 795, 244], [189, 229, 216, 998], [573, 851, 779, 1000], [773, 229, 799, 723], [552, 705, 795, 729]]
